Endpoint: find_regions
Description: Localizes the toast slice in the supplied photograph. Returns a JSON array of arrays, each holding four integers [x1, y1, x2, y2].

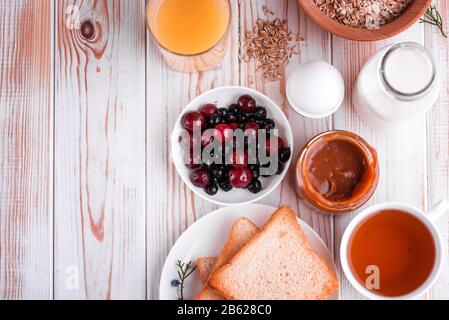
[[210, 217, 259, 274], [208, 206, 339, 300], [196, 217, 259, 300], [197, 257, 217, 284], [195, 285, 224, 300]]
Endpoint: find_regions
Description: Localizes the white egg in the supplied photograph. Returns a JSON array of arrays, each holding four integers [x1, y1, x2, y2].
[[286, 61, 345, 118]]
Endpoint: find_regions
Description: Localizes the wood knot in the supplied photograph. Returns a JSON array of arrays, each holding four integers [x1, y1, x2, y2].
[[80, 20, 95, 40]]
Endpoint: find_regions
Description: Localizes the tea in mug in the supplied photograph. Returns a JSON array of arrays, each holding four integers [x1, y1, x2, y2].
[[348, 210, 435, 297]]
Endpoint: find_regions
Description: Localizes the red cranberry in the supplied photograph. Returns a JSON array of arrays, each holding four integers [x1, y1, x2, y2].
[[230, 151, 248, 167], [245, 122, 260, 131], [182, 112, 206, 132], [229, 167, 253, 189], [215, 124, 233, 142], [265, 136, 285, 155], [238, 95, 256, 113], [190, 169, 211, 188], [228, 122, 239, 130], [200, 104, 218, 119]]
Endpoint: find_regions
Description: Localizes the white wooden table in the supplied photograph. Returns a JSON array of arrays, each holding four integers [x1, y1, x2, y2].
[[0, 0, 448, 300]]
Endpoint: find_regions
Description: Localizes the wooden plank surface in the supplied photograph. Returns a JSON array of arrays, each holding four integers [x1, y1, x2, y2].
[[425, 0, 449, 300], [0, 0, 448, 300], [54, 0, 146, 299], [0, 0, 53, 299]]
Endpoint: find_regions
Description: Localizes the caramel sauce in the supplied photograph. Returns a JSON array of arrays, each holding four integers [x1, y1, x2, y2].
[[296, 131, 379, 214], [308, 140, 367, 201]]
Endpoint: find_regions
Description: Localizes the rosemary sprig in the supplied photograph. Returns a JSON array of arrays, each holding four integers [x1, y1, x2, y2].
[[420, 5, 447, 38], [175, 260, 197, 300]]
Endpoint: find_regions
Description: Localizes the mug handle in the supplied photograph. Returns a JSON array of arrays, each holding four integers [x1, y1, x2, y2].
[[427, 199, 449, 222]]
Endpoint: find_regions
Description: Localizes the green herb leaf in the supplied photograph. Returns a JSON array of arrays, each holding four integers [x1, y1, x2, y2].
[[175, 260, 197, 300], [420, 5, 447, 38]]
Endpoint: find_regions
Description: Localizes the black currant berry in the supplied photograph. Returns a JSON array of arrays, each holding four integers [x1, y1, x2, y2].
[[205, 183, 219, 195], [208, 114, 223, 127], [254, 106, 267, 121], [237, 112, 248, 123], [217, 108, 228, 117], [263, 119, 275, 130], [247, 115, 256, 123], [218, 180, 233, 192], [226, 111, 237, 122], [248, 179, 262, 194], [229, 104, 239, 113], [279, 147, 292, 163]]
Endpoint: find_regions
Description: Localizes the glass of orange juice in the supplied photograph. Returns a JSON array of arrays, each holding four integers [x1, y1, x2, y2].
[[146, 0, 231, 73]]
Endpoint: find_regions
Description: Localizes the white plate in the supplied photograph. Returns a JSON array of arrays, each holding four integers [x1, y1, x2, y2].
[[171, 86, 294, 206], [159, 204, 339, 300]]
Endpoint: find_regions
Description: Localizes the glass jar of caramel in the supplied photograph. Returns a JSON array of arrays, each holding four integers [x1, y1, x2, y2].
[[296, 130, 379, 214]]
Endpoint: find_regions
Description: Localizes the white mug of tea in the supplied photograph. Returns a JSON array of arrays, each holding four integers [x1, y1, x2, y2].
[[340, 200, 449, 300]]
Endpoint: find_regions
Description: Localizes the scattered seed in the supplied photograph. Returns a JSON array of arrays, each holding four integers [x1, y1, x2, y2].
[[244, 17, 304, 82]]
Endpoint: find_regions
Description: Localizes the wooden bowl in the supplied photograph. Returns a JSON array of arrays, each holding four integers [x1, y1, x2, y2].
[[297, 0, 431, 41]]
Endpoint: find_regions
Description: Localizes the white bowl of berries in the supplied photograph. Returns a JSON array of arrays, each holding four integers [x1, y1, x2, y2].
[[171, 86, 293, 206]]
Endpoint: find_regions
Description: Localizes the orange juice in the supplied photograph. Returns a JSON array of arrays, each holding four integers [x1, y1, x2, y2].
[[149, 0, 230, 55]]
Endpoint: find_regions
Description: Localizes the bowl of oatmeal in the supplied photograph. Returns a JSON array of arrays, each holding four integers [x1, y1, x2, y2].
[[297, 0, 431, 41]]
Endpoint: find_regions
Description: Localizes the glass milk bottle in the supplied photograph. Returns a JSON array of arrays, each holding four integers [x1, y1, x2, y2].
[[353, 42, 440, 129]]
